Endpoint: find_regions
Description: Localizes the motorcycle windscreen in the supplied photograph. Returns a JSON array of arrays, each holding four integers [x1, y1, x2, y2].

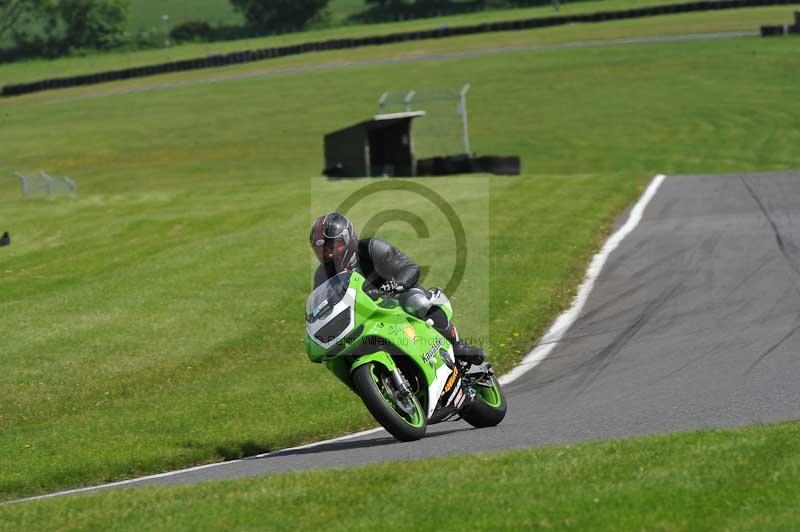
[[306, 271, 353, 323]]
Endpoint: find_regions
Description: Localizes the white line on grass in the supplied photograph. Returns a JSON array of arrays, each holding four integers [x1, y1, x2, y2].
[[7, 174, 666, 503], [8, 427, 385, 504]]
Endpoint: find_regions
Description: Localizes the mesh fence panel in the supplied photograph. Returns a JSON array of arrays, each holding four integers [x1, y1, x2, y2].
[[378, 86, 469, 158]]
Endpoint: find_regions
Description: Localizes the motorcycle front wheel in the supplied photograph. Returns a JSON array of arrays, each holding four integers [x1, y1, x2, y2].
[[352, 362, 427, 442]]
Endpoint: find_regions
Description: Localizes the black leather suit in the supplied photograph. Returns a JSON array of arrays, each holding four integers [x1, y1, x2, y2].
[[314, 238, 452, 333], [314, 237, 420, 290]]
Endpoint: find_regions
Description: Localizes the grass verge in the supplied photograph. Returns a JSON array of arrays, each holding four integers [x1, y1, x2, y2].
[[2, 420, 799, 530]]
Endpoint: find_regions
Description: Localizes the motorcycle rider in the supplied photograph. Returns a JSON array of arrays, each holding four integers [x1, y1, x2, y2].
[[310, 211, 484, 365]]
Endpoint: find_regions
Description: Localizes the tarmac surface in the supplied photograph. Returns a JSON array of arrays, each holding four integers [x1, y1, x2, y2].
[[22, 171, 800, 498]]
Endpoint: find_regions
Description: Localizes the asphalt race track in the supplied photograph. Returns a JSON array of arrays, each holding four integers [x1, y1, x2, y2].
[[29, 171, 800, 497]]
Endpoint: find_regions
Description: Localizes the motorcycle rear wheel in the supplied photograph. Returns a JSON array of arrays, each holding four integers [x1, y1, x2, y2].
[[352, 362, 427, 442]]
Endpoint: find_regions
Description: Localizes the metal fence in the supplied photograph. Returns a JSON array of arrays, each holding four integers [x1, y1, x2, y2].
[[14, 172, 76, 197], [378, 84, 472, 158]]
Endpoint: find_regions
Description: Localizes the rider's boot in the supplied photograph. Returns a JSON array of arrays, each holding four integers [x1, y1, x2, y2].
[[453, 339, 485, 365], [443, 324, 485, 365]]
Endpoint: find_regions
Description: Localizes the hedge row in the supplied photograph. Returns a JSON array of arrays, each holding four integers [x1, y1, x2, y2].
[[4, 0, 799, 97]]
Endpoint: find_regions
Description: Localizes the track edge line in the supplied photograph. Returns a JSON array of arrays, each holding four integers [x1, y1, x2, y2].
[[499, 173, 666, 385]]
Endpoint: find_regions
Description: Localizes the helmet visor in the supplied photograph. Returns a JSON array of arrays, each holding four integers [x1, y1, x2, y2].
[[313, 238, 348, 266]]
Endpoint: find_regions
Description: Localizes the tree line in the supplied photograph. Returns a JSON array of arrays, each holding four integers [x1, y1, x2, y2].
[[0, 0, 554, 62], [0, 0, 129, 59]]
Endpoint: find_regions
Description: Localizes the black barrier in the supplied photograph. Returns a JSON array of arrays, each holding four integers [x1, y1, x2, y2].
[[5, 0, 800, 98], [761, 24, 786, 35], [416, 154, 521, 176]]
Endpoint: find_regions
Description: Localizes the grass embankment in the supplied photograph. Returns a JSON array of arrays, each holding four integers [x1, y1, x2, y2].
[[128, 0, 242, 33], [127, 0, 372, 32], [3, 421, 799, 530], [4, 6, 797, 104], [3, 0, 793, 87], [1, 26, 798, 501]]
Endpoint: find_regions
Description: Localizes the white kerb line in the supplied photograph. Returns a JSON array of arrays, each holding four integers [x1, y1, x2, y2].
[[499, 173, 666, 385]]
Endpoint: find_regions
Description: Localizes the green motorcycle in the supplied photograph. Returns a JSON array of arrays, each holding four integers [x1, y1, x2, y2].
[[305, 270, 507, 441]]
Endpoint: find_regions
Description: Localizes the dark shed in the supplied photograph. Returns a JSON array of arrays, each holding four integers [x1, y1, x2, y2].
[[323, 111, 425, 178]]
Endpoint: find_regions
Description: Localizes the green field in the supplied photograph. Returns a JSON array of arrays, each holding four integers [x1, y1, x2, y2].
[[1, 1, 799, 510], [3, 421, 799, 530], [5, 0, 790, 87], [1, 0, 387, 54], [127, 0, 387, 33], [128, 0, 242, 33]]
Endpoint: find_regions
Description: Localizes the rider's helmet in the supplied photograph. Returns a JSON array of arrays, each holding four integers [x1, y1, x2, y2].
[[309, 212, 358, 273]]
